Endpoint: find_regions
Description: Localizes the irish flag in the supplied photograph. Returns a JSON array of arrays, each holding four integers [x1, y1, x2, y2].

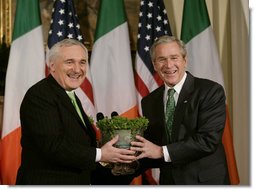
[[0, 0, 45, 184], [90, 0, 138, 119], [90, 0, 140, 184], [181, 0, 239, 184]]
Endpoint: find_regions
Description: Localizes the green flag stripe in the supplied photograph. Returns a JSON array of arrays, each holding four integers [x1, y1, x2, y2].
[[12, 0, 41, 41], [94, 0, 126, 41], [181, 0, 211, 44]]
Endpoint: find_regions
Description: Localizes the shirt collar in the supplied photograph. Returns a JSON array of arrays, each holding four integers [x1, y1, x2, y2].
[[164, 72, 187, 94], [66, 90, 75, 94]]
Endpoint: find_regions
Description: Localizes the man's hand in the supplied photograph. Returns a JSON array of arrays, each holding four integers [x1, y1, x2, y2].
[[130, 135, 163, 159], [100, 135, 136, 163]]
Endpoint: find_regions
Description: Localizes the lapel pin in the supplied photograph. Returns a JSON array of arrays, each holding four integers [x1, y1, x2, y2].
[[184, 100, 188, 103]]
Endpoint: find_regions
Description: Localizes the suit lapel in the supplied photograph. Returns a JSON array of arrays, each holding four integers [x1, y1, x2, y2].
[[47, 75, 76, 115], [151, 86, 168, 145], [46, 75, 95, 137], [75, 94, 96, 140], [172, 72, 195, 142]]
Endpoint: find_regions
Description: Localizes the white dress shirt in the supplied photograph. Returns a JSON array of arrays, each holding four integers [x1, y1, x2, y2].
[[162, 72, 187, 162]]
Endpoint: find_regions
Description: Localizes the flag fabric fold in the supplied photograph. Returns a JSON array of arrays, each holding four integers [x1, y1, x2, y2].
[[0, 0, 45, 184], [48, 0, 96, 119], [135, 0, 172, 114], [90, 0, 138, 118], [90, 0, 140, 184], [180, 0, 239, 184], [134, 0, 172, 184]]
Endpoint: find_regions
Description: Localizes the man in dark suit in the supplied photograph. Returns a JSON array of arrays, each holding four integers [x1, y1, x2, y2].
[[131, 35, 230, 185], [16, 39, 136, 185]]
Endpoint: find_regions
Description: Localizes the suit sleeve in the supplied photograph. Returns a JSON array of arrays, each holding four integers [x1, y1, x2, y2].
[[167, 83, 226, 165], [20, 87, 97, 171]]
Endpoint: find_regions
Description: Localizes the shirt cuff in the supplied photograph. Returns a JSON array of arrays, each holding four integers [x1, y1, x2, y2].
[[96, 148, 101, 162], [162, 146, 171, 162]]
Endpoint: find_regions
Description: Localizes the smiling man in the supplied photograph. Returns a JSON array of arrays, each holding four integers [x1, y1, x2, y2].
[[16, 39, 136, 185], [48, 41, 87, 91], [131, 35, 230, 185]]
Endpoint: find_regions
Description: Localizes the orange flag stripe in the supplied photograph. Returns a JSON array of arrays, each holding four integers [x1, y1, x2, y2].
[[0, 127, 21, 185], [121, 106, 139, 119], [121, 106, 142, 185], [222, 106, 240, 184]]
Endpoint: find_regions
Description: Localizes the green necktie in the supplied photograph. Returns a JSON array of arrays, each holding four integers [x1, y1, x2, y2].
[[68, 92, 85, 126], [165, 88, 175, 141]]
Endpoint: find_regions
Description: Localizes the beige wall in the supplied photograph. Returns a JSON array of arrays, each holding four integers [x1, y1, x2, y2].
[[164, 0, 249, 185]]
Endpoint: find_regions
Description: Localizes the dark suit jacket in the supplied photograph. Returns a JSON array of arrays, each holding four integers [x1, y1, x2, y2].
[[16, 75, 97, 185], [140, 72, 230, 185]]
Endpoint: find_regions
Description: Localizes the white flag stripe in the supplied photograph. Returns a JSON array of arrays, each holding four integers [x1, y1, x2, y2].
[[2, 26, 45, 137], [91, 23, 136, 117], [186, 27, 225, 87]]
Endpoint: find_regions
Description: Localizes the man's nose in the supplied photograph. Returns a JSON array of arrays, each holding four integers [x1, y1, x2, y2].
[[165, 57, 174, 66], [72, 62, 82, 71]]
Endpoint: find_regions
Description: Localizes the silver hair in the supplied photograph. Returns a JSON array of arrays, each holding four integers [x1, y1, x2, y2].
[[46, 38, 88, 64], [149, 35, 187, 62]]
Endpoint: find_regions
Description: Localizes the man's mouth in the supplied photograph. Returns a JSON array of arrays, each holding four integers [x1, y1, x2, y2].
[[164, 70, 177, 75], [68, 74, 81, 79]]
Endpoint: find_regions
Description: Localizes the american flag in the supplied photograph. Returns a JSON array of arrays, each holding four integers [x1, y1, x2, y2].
[[134, 0, 172, 184], [135, 0, 172, 112], [48, 0, 83, 48], [48, 0, 96, 119]]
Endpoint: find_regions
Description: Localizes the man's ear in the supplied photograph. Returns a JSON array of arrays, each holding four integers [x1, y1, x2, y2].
[[49, 61, 55, 72], [184, 56, 188, 68]]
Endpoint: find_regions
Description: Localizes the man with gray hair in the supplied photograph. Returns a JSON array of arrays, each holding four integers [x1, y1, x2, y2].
[[16, 39, 136, 185]]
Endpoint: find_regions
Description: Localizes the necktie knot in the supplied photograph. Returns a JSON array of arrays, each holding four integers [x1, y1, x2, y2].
[[167, 88, 175, 99], [68, 91, 76, 102]]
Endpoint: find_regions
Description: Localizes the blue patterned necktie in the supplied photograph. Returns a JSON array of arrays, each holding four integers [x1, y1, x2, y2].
[[68, 92, 86, 126], [165, 88, 175, 141]]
